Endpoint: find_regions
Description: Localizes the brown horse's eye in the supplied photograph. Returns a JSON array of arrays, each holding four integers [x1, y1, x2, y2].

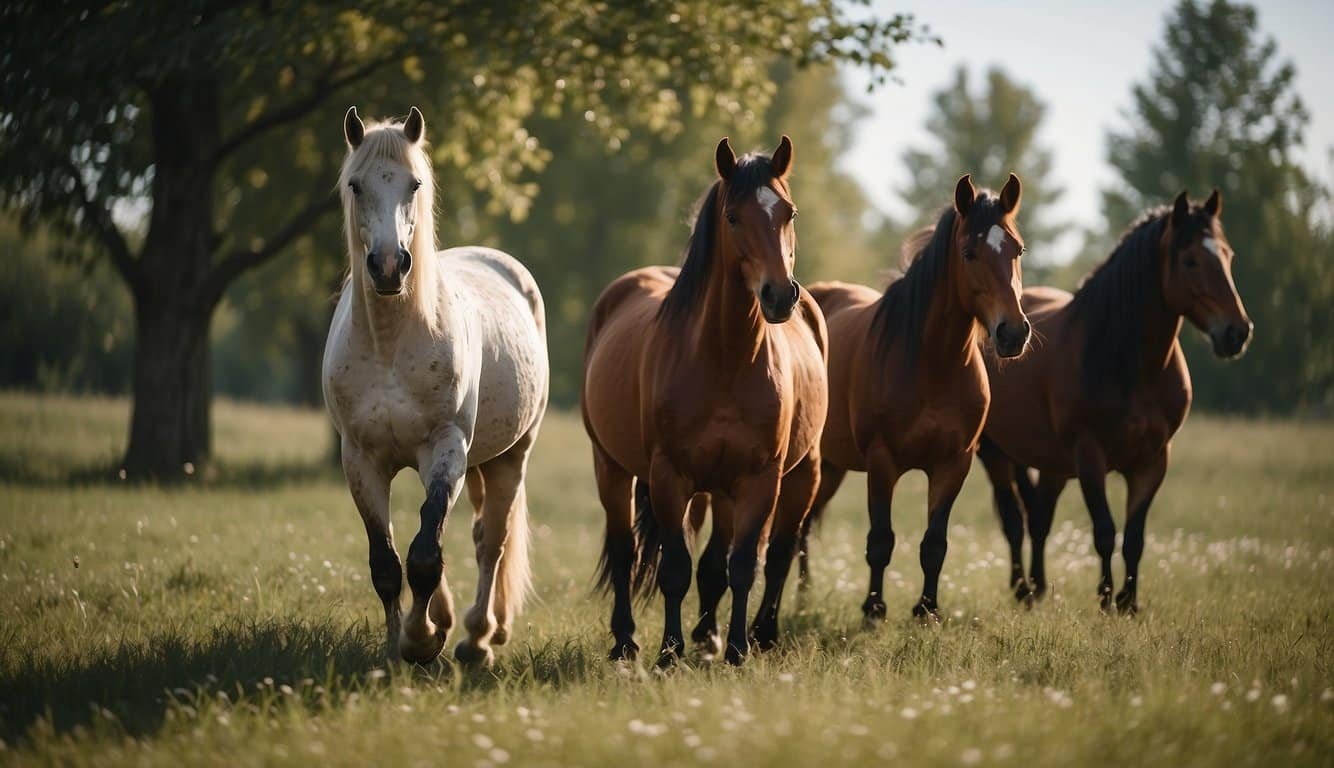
[[1184, 256, 1198, 268], [726, 212, 737, 226], [962, 247, 976, 261]]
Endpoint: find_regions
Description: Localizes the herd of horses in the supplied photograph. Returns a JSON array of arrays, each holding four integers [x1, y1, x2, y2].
[[323, 107, 1252, 668]]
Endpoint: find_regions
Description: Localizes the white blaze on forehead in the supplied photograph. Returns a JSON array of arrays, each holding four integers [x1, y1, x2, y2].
[[756, 186, 781, 223], [986, 224, 1007, 252], [1202, 237, 1219, 256]]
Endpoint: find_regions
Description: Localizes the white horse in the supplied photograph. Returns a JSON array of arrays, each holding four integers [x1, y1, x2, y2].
[[323, 106, 548, 666]]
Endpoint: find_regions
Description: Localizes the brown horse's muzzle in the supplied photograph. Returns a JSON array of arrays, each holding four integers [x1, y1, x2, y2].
[[993, 318, 1031, 358], [1209, 320, 1252, 359], [759, 278, 800, 323]]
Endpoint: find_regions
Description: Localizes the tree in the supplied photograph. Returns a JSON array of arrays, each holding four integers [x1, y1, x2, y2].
[[1103, 0, 1333, 412], [898, 66, 1064, 256], [0, 0, 923, 479]]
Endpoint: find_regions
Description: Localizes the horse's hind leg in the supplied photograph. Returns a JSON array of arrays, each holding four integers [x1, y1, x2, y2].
[[692, 495, 732, 657], [456, 429, 536, 667], [1117, 450, 1167, 614], [978, 437, 1030, 602], [1075, 443, 1117, 611], [797, 460, 846, 593], [1026, 473, 1066, 601], [342, 443, 402, 664], [753, 453, 820, 650], [593, 446, 638, 661]]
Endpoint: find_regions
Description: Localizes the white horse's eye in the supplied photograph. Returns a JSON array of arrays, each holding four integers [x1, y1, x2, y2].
[[349, 181, 361, 196], [411, 179, 422, 192]]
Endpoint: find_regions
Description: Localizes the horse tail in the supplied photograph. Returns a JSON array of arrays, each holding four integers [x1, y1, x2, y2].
[[497, 483, 533, 618], [630, 477, 662, 601]]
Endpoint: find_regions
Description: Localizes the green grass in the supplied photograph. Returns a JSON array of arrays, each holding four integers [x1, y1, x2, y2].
[[0, 391, 1329, 765]]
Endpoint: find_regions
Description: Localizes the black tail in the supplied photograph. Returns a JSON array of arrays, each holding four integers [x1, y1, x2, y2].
[[630, 478, 662, 601], [592, 477, 662, 603]]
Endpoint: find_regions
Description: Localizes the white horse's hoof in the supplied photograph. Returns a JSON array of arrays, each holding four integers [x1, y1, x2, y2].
[[454, 641, 495, 668], [490, 624, 511, 646]]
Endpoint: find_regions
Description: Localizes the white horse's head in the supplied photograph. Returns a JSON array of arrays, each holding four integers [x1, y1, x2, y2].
[[339, 106, 437, 303]]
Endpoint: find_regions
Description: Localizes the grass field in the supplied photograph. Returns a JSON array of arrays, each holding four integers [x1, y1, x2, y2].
[[0, 391, 1330, 766]]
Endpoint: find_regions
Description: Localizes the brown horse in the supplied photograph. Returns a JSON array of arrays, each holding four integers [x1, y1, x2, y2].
[[582, 136, 827, 666], [797, 174, 1028, 621], [979, 190, 1251, 613]]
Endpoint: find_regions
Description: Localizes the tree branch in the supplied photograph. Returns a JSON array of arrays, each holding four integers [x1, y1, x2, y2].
[[201, 191, 339, 307], [213, 50, 404, 165], [66, 161, 141, 292]]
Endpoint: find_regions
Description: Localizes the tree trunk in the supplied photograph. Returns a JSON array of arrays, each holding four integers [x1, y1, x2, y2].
[[120, 78, 222, 480]]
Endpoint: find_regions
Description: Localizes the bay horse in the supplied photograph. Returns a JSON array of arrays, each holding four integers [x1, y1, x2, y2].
[[323, 107, 548, 666], [797, 174, 1028, 622], [582, 136, 828, 666], [979, 190, 1251, 612]]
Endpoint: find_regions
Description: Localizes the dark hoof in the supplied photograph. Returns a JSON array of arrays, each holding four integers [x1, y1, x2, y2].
[[724, 642, 748, 666], [912, 600, 941, 624], [1114, 591, 1138, 615], [1032, 580, 1048, 601], [452, 640, 495, 668], [691, 627, 723, 658], [399, 630, 447, 665], [1098, 589, 1114, 613], [608, 638, 640, 662], [656, 637, 683, 669], [1013, 578, 1034, 604], [861, 597, 888, 623], [751, 623, 779, 652]]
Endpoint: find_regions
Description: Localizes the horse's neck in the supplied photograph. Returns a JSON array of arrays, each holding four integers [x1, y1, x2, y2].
[[921, 253, 977, 370], [350, 269, 446, 360], [695, 239, 766, 363], [1137, 279, 1184, 376]]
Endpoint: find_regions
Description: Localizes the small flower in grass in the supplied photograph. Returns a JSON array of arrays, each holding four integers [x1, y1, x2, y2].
[[489, 748, 510, 764], [368, 669, 386, 680], [900, 707, 919, 720], [962, 747, 983, 765], [1246, 688, 1261, 703], [472, 734, 494, 750], [1321, 688, 1333, 703], [1210, 682, 1226, 696], [1272, 694, 1289, 713], [1129, 695, 1142, 708]]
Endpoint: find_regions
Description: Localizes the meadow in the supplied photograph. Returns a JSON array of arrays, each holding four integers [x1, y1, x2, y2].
[[0, 391, 1330, 766]]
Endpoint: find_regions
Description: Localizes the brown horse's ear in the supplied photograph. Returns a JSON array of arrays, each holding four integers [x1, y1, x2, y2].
[[771, 135, 794, 179], [1204, 188, 1222, 217], [954, 174, 976, 216], [715, 137, 737, 180], [1000, 172, 1022, 215], [344, 106, 365, 149], [403, 106, 425, 144], [1172, 190, 1190, 228]]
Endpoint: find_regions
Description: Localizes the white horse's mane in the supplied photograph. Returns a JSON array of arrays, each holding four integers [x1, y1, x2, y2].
[[337, 118, 440, 332]]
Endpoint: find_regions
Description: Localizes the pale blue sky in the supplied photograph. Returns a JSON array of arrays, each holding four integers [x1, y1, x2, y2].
[[839, 0, 1334, 261]]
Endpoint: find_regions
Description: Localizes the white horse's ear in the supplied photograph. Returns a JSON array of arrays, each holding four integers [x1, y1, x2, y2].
[[344, 106, 365, 149], [404, 106, 425, 144]]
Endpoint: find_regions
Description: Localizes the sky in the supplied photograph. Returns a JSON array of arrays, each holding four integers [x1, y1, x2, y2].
[[838, 0, 1334, 262]]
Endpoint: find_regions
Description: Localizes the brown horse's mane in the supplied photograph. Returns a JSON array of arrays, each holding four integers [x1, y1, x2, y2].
[[657, 153, 784, 326], [870, 194, 1005, 371], [1069, 203, 1211, 397]]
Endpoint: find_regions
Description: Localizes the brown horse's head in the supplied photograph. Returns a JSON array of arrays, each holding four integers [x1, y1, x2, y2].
[[952, 174, 1029, 357], [1161, 190, 1252, 358], [715, 136, 800, 323]]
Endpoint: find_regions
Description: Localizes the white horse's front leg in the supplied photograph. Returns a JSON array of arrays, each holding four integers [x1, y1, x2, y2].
[[400, 428, 468, 665], [342, 443, 402, 664]]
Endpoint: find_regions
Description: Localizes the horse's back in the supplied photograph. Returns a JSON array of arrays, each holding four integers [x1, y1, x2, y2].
[[1021, 285, 1073, 324], [444, 246, 546, 335], [808, 280, 881, 323], [582, 267, 677, 475]]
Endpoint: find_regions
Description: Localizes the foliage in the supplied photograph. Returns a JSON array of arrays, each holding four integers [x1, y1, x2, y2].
[[1102, 0, 1334, 413], [897, 67, 1065, 257], [0, 393, 1330, 763]]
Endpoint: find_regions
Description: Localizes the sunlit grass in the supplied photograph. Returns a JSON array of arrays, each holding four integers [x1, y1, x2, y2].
[[0, 392, 1329, 765]]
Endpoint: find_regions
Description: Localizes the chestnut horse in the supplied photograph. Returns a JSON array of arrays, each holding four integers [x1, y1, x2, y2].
[[797, 175, 1028, 621], [979, 190, 1251, 612], [583, 136, 828, 666]]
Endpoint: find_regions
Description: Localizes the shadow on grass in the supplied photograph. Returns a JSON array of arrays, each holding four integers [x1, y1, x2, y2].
[[0, 454, 339, 489], [0, 618, 381, 743], [0, 618, 610, 746]]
